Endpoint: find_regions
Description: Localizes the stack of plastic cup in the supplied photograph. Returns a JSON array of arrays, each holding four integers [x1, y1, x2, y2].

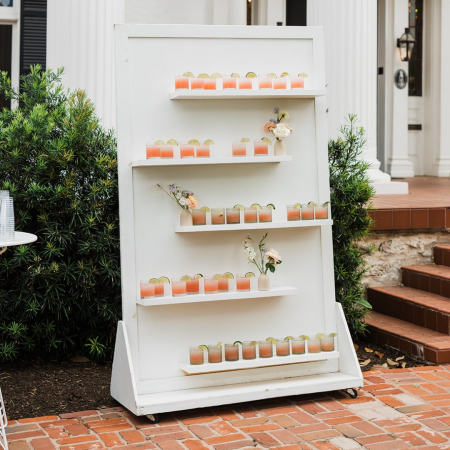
[[0, 192, 15, 242]]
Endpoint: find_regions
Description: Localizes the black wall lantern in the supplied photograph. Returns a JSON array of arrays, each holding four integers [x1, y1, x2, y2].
[[397, 27, 415, 62]]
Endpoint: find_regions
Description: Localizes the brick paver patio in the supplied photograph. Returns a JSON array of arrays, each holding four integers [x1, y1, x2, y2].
[[7, 366, 450, 450]]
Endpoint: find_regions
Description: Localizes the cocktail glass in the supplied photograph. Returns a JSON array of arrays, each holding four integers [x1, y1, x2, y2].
[[244, 207, 257, 223], [196, 144, 211, 157], [259, 340, 273, 358], [160, 145, 174, 158], [208, 345, 223, 363], [276, 338, 290, 356], [236, 274, 250, 292], [232, 142, 247, 157], [290, 76, 305, 89], [204, 276, 219, 294], [291, 338, 306, 355], [191, 77, 204, 89], [190, 346, 204, 365], [192, 208, 206, 226], [258, 74, 272, 89], [254, 141, 268, 156], [242, 342, 256, 360], [258, 207, 272, 223], [308, 338, 321, 353], [301, 204, 315, 220], [204, 78, 217, 90], [321, 337, 335, 352], [146, 143, 160, 158], [180, 143, 195, 158], [226, 208, 240, 224], [218, 277, 229, 292], [225, 343, 239, 361], [186, 277, 200, 295], [287, 205, 300, 221], [154, 281, 164, 297], [238, 78, 252, 90], [223, 75, 237, 89], [175, 75, 190, 90], [273, 77, 287, 90], [140, 281, 155, 298], [315, 203, 329, 219], [171, 279, 186, 297], [211, 208, 225, 225]]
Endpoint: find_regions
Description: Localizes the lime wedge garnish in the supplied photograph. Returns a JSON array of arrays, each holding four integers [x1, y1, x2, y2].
[[250, 203, 262, 210], [223, 272, 234, 279], [250, 341, 258, 346], [323, 201, 330, 205], [280, 72, 289, 77], [180, 275, 192, 282], [231, 73, 240, 78], [167, 139, 178, 146], [154, 140, 165, 145], [308, 201, 317, 207], [212, 274, 222, 279], [284, 336, 294, 340], [198, 73, 210, 79], [194, 273, 203, 279], [240, 137, 250, 143], [159, 276, 170, 284], [266, 337, 277, 345], [267, 73, 277, 79], [261, 137, 272, 145], [266, 204, 276, 210], [328, 333, 337, 337], [233, 204, 244, 211], [298, 72, 308, 77], [217, 341, 223, 350], [201, 206, 211, 212], [233, 341, 242, 346], [188, 139, 200, 146], [198, 344, 208, 351], [315, 333, 326, 339], [246, 72, 257, 78], [245, 272, 255, 277], [204, 139, 214, 145], [299, 335, 310, 340], [183, 72, 194, 78], [149, 278, 160, 284], [210, 73, 222, 79], [293, 203, 301, 209]]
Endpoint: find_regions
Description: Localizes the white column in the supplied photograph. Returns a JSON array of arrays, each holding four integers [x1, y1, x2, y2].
[[308, 0, 408, 194]]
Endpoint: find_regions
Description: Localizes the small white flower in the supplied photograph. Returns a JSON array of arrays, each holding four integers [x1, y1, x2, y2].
[[272, 123, 291, 140]]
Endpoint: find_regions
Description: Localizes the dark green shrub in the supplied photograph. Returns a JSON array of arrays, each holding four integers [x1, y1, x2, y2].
[[0, 66, 120, 361], [328, 114, 375, 336]]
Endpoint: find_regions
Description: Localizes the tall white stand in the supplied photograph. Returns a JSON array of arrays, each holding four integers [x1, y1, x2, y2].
[[111, 25, 362, 417]]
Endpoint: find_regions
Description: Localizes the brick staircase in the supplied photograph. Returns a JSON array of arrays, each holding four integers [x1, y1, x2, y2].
[[365, 244, 450, 363]]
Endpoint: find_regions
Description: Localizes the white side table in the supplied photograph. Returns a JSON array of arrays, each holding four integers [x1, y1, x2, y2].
[[0, 231, 37, 450]]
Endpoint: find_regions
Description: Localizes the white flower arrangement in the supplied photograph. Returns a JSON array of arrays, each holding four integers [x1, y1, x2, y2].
[[263, 107, 293, 141], [242, 233, 282, 274]]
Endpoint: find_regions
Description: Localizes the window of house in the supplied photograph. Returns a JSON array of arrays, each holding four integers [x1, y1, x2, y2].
[[408, 0, 423, 96], [0, 24, 12, 109]]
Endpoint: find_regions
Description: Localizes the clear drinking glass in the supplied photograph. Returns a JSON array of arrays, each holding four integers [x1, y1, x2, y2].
[[276, 338, 290, 356], [242, 341, 257, 360], [222, 75, 236, 89], [211, 208, 225, 225], [290, 76, 305, 89], [287, 205, 300, 221], [171, 279, 187, 297], [190, 346, 204, 365], [321, 337, 335, 352], [140, 281, 155, 298], [308, 338, 321, 353], [258, 207, 272, 223], [186, 277, 200, 295], [253, 140, 268, 156], [203, 276, 219, 294], [258, 340, 273, 358], [273, 77, 287, 90], [204, 78, 217, 90], [226, 208, 240, 224], [208, 344, 222, 363], [192, 208, 206, 226], [291, 338, 306, 355], [218, 276, 229, 292], [244, 207, 257, 223], [180, 142, 195, 158], [236, 274, 250, 292], [160, 144, 174, 158], [146, 143, 160, 158], [232, 142, 247, 157], [225, 343, 239, 361], [238, 77, 252, 90], [191, 77, 204, 90], [175, 75, 190, 90], [196, 144, 211, 157], [154, 281, 164, 297], [301, 204, 315, 220], [258, 74, 272, 89], [315, 203, 329, 219]]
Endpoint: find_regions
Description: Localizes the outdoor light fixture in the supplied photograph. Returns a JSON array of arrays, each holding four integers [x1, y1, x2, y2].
[[397, 27, 415, 62]]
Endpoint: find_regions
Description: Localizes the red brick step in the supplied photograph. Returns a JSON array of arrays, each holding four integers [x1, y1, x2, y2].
[[435, 244, 450, 267], [365, 311, 450, 363], [368, 286, 450, 334], [402, 264, 450, 298]]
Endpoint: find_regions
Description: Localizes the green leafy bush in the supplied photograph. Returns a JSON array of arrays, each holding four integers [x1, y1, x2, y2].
[[0, 66, 120, 361], [328, 114, 375, 336]]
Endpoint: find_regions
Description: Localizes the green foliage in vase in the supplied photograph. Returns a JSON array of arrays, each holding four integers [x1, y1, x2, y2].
[[328, 114, 375, 336], [0, 66, 120, 361]]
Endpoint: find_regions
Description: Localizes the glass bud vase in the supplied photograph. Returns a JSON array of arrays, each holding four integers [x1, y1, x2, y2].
[[258, 273, 270, 291], [180, 208, 193, 226], [274, 139, 286, 156]]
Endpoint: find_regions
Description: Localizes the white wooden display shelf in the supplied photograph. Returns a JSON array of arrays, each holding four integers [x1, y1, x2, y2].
[[137, 286, 297, 306], [175, 219, 333, 233], [131, 156, 293, 167], [180, 351, 339, 374], [170, 90, 326, 100]]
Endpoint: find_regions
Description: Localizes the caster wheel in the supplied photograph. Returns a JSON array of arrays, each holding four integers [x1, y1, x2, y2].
[[146, 414, 160, 424], [346, 388, 358, 399]]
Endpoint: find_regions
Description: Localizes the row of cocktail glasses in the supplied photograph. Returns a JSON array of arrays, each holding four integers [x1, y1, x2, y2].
[[189, 334, 337, 365]]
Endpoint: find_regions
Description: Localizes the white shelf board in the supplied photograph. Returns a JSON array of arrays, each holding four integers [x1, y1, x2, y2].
[[136, 372, 362, 415], [180, 351, 339, 374], [170, 90, 326, 100], [131, 156, 293, 167], [0, 232, 37, 248], [175, 219, 333, 233], [137, 286, 297, 306]]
